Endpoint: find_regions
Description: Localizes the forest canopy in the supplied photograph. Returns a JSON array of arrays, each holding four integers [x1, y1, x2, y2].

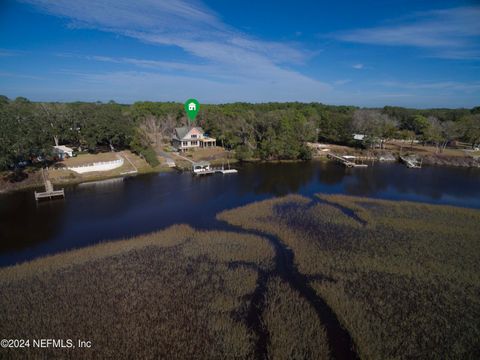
[[0, 95, 479, 170]]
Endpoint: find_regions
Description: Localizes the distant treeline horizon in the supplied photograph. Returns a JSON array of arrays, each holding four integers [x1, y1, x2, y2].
[[3, 95, 479, 110], [1, 95, 479, 170]]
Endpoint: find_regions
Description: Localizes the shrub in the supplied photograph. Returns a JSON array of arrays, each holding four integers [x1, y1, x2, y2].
[[141, 146, 160, 167]]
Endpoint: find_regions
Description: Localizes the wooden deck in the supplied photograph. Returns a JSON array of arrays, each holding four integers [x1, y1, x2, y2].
[[34, 169, 65, 201], [327, 153, 368, 168], [34, 188, 65, 200]]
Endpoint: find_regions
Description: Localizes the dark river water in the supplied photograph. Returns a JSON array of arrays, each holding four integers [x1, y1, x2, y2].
[[1, 161, 479, 267]]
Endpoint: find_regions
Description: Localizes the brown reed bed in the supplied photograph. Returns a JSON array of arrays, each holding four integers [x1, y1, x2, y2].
[[264, 277, 330, 359], [217, 194, 480, 359], [0, 225, 274, 359]]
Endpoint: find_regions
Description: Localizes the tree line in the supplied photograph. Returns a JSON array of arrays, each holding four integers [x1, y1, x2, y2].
[[0, 95, 479, 171], [199, 102, 479, 157], [0, 96, 157, 170]]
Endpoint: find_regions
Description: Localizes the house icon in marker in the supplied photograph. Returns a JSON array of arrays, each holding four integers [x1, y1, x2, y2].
[[188, 102, 196, 111]]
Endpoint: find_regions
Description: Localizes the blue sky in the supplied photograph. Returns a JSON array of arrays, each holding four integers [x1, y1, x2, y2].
[[0, 0, 479, 107]]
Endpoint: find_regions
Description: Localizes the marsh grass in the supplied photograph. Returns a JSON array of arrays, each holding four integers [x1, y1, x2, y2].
[[3, 194, 479, 359], [264, 277, 330, 360], [218, 194, 480, 359], [0, 225, 274, 359]]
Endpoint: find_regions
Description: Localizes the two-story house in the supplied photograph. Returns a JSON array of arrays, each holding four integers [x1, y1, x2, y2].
[[172, 126, 216, 151]]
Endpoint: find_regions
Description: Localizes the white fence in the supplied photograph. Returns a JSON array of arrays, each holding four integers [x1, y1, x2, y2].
[[68, 158, 124, 174]]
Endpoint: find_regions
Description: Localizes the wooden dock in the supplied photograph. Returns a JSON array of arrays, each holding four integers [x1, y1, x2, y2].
[[34, 169, 65, 201], [327, 153, 368, 168]]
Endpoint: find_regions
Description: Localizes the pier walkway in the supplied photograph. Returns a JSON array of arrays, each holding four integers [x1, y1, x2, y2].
[[34, 169, 65, 201], [327, 153, 368, 168]]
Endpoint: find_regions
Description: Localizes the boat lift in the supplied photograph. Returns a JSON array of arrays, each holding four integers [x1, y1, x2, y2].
[[192, 161, 238, 176]]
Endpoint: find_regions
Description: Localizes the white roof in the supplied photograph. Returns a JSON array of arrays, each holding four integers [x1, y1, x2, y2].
[[53, 145, 74, 152], [353, 134, 366, 141]]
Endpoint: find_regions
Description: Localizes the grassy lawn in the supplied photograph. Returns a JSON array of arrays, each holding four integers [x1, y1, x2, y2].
[[384, 140, 469, 157], [0, 151, 173, 192], [63, 152, 119, 166], [48, 150, 160, 184], [184, 147, 237, 165], [218, 195, 480, 359], [62, 150, 151, 171]]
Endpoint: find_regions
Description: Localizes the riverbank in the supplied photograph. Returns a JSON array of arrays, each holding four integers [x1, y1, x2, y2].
[[2, 142, 479, 195], [164, 146, 240, 170], [0, 150, 174, 194], [310, 141, 480, 168]]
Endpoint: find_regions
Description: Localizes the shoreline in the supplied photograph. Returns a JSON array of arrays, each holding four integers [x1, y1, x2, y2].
[[0, 165, 174, 195], [1, 150, 479, 195]]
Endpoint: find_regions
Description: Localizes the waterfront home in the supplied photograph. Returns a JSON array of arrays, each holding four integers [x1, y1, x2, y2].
[[172, 126, 216, 151], [53, 145, 74, 160]]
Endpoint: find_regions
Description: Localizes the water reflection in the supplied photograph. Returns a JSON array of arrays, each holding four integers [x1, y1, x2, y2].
[[317, 162, 348, 185], [0, 161, 479, 266], [0, 190, 65, 253], [340, 164, 480, 200], [241, 162, 317, 196]]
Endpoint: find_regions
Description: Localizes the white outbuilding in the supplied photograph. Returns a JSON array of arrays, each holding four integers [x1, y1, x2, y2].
[[53, 145, 74, 160]]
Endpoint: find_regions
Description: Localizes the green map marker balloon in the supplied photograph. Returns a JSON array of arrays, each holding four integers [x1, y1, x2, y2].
[[184, 98, 200, 122]]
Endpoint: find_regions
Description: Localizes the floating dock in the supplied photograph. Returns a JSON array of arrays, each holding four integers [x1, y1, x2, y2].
[[220, 169, 238, 174], [34, 169, 65, 201], [327, 153, 368, 168]]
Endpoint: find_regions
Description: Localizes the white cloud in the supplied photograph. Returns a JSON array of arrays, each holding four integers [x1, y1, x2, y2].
[[48, 69, 331, 103], [22, 0, 330, 99], [334, 6, 480, 59], [352, 64, 364, 69]]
